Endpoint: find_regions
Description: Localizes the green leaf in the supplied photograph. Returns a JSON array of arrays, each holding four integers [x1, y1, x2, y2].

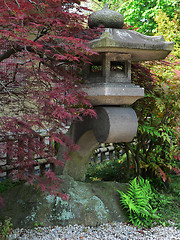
[[117, 177, 159, 228]]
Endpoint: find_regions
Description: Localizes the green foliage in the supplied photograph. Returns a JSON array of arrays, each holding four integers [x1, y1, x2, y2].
[[120, 57, 180, 184], [150, 174, 180, 228], [117, 177, 159, 228], [169, 175, 180, 197], [33, 221, 43, 232], [154, 10, 180, 56], [34, 221, 43, 228], [98, 0, 179, 35], [0, 180, 20, 193], [86, 156, 132, 182], [0, 217, 13, 240]]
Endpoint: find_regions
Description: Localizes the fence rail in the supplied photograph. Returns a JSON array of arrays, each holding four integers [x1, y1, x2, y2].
[[0, 133, 116, 181], [91, 143, 115, 163], [0, 133, 54, 180]]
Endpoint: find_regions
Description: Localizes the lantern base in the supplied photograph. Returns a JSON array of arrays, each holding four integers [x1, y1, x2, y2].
[[83, 83, 144, 106]]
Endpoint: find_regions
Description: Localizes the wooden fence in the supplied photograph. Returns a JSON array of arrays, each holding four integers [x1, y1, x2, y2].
[[0, 133, 55, 180], [0, 134, 116, 181], [91, 143, 115, 163]]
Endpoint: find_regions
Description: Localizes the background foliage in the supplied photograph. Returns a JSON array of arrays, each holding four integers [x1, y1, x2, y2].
[[92, 0, 179, 35]]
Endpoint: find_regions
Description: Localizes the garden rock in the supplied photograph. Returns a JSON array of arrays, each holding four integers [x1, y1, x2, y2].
[[0, 175, 128, 228]]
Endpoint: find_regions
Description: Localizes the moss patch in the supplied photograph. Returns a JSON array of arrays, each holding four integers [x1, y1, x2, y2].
[[0, 175, 128, 228]]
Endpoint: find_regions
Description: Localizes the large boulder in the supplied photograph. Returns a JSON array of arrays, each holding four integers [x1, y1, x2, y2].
[[0, 175, 128, 228]]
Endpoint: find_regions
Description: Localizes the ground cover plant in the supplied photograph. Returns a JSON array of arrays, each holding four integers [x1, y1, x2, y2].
[[0, 217, 13, 240], [117, 177, 159, 228], [151, 174, 180, 229]]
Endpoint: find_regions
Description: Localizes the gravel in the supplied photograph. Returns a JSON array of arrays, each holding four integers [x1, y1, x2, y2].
[[9, 222, 180, 240]]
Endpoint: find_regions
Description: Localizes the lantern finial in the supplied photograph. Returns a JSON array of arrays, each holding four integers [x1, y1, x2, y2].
[[88, 4, 124, 29]]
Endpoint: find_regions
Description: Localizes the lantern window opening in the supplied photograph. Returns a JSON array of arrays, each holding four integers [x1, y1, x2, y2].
[[110, 61, 125, 73], [90, 62, 103, 77]]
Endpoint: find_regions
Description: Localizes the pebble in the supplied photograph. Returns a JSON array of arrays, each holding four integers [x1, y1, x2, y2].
[[9, 222, 180, 240]]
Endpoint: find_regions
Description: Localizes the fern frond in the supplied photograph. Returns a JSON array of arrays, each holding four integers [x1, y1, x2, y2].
[[117, 177, 159, 228]]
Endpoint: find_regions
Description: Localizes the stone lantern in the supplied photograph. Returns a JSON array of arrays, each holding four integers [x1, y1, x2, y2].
[[60, 4, 174, 180]]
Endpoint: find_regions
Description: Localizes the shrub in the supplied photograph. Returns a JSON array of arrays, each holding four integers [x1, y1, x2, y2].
[[0, 179, 20, 193], [86, 157, 133, 182]]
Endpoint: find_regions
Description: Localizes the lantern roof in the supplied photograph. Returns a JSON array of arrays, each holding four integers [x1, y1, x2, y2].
[[88, 5, 174, 61]]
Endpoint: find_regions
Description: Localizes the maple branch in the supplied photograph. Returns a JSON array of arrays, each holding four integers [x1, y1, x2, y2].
[[0, 46, 23, 62], [27, 0, 37, 4], [0, 25, 50, 62], [34, 27, 50, 42], [0, 81, 12, 96], [0, 44, 46, 62], [0, 64, 18, 92]]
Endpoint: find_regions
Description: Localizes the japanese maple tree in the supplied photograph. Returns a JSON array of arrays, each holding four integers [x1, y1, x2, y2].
[[0, 0, 97, 196]]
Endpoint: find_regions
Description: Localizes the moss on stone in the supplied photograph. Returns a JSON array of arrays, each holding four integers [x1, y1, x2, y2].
[[0, 176, 128, 228]]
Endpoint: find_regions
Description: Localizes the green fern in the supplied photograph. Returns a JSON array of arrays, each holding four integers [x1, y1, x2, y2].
[[117, 177, 159, 228]]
